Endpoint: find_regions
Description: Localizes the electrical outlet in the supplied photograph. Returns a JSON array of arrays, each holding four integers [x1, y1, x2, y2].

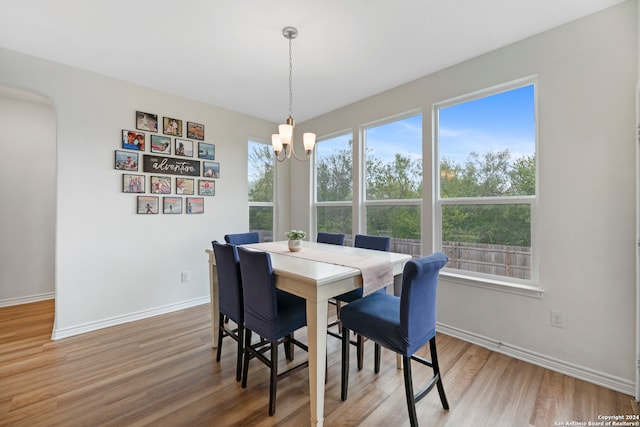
[[181, 271, 190, 283], [550, 311, 564, 329]]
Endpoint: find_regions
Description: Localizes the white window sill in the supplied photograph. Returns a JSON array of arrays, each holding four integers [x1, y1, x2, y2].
[[440, 270, 544, 299]]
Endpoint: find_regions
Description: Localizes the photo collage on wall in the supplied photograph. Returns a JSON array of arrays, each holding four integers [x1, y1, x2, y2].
[[116, 111, 218, 215]]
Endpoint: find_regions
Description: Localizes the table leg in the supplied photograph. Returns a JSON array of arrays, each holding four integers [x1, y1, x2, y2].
[[207, 250, 220, 349], [306, 298, 328, 427]]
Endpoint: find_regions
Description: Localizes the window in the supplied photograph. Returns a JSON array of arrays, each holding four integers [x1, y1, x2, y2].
[[363, 114, 422, 256], [248, 140, 274, 242], [435, 80, 536, 282], [314, 133, 353, 241]]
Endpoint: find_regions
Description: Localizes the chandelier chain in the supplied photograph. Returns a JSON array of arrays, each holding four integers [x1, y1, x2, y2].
[[288, 36, 293, 118]]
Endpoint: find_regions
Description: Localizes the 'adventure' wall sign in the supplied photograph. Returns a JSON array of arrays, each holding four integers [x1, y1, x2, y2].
[[143, 154, 201, 176]]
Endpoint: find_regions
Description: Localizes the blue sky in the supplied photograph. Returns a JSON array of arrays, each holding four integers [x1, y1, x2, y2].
[[315, 84, 535, 167], [439, 85, 536, 166]]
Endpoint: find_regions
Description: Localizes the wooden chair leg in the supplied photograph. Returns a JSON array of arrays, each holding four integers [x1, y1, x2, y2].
[[269, 342, 278, 416], [335, 300, 343, 333], [284, 333, 294, 361], [356, 334, 364, 371], [402, 355, 419, 427], [235, 324, 244, 382], [341, 326, 350, 401], [374, 343, 381, 373], [241, 329, 252, 388], [430, 337, 449, 410], [216, 313, 224, 362]]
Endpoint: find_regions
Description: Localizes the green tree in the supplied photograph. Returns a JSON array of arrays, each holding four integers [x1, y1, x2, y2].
[[440, 150, 536, 246]]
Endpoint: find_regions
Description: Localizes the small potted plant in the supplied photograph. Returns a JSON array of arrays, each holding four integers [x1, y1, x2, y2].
[[285, 230, 306, 252]]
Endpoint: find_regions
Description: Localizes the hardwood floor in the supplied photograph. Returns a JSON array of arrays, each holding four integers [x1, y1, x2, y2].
[[1, 300, 637, 426]]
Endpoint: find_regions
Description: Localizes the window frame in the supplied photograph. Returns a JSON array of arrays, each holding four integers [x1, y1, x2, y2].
[[433, 77, 542, 298]]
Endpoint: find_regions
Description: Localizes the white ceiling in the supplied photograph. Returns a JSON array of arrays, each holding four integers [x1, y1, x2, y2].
[[0, 0, 627, 123]]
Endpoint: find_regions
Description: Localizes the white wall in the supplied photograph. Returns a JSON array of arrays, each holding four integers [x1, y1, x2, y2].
[[0, 48, 276, 337], [0, 90, 55, 305], [293, 1, 638, 393]]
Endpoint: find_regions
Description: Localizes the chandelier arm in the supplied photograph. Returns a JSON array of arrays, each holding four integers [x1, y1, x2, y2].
[[289, 143, 311, 161]]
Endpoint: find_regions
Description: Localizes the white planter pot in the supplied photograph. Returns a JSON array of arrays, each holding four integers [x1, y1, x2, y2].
[[288, 239, 302, 252]]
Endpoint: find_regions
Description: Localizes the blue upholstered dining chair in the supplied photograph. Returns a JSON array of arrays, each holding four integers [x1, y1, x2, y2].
[[211, 241, 245, 382], [224, 232, 260, 245], [316, 231, 346, 246], [332, 234, 391, 370], [340, 252, 450, 427], [236, 246, 309, 416]]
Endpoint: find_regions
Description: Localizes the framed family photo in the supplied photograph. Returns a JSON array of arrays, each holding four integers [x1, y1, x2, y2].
[[137, 196, 159, 214], [176, 177, 194, 195], [150, 135, 171, 154], [122, 129, 145, 151], [123, 174, 145, 193], [198, 179, 215, 196], [187, 121, 204, 140], [115, 150, 139, 171], [175, 139, 193, 157], [151, 176, 171, 194], [136, 111, 158, 133], [198, 142, 215, 160], [186, 197, 204, 214], [163, 116, 182, 137], [163, 197, 182, 214], [203, 161, 220, 178]]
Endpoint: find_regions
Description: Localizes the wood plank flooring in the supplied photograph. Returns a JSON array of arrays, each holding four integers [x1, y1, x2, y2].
[[1, 300, 637, 426]]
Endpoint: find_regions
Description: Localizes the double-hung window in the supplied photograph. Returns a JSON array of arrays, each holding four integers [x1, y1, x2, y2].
[[434, 79, 537, 283], [314, 133, 353, 242], [248, 140, 274, 242], [362, 114, 423, 256]]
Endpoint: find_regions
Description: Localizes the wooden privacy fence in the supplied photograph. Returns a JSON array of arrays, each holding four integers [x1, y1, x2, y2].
[[253, 232, 531, 280], [441, 241, 530, 279], [391, 238, 531, 280]]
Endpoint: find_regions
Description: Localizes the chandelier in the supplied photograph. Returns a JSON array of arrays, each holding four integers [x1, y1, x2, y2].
[[272, 26, 316, 162]]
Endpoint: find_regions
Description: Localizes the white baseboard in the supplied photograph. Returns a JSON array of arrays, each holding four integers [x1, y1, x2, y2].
[[51, 296, 210, 340], [437, 322, 635, 396], [0, 292, 55, 308]]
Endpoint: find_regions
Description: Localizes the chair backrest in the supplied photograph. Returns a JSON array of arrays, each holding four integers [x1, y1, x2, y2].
[[399, 252, 448, 355], [212, 241, 244, 324], [237, 247, 279, 339], [316, 232, 345, 246], [354, 234, 390, 252], [224, 232, 260, 245]]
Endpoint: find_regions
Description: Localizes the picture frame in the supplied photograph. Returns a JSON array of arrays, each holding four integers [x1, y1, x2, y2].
[[175, 138, 193, 157], [137, 196, 159, 214], [150, 176, 171, 194], [186, 197, 204, 214], [187, 121, 205, 140], [163, 197, 182, 214], [115, 150, 139, 171], [163, 116, 183, 137], [198, 179, 215, 196], [202, 161, 220, 178], [150, 135, 171, 154], [198, 142, 215, 160], [176, 177, 194, 195], [123, 174, 145, 193], [122, 129, 145, 151], [136, 111, 158, 133]]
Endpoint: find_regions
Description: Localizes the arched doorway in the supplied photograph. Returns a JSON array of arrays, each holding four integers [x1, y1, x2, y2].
[[0, 86, 56, 308]]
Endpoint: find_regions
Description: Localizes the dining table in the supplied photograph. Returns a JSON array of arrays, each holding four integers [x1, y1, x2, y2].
[[205, 240, 412, 427]]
